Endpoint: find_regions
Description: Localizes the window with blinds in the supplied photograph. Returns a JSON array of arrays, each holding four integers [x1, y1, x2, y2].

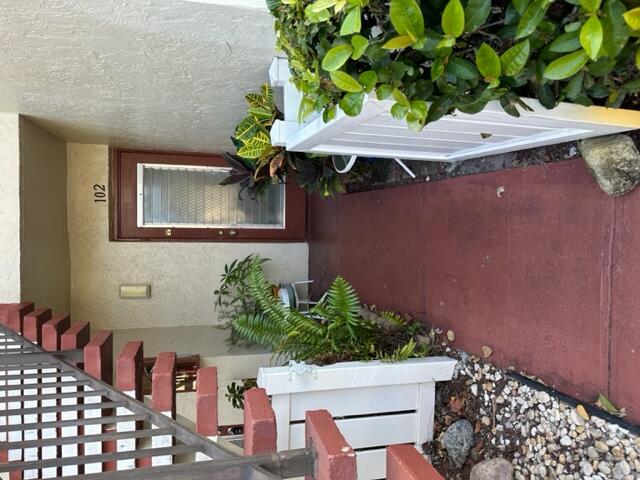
[[136, 164, 285, 229]]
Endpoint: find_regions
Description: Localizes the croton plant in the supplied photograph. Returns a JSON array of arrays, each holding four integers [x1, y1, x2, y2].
[[268, 0, 640, 131], [222, 84, 345, 198]]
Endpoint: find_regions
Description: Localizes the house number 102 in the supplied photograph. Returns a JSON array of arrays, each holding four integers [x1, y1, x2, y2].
[[93, 184, 106, 203]]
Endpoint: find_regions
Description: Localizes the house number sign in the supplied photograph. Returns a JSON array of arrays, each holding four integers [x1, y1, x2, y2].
[[93, 184, 106, 203]]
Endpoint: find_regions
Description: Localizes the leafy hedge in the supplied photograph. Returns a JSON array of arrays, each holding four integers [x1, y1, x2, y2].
[[268, 0, 640, 131]]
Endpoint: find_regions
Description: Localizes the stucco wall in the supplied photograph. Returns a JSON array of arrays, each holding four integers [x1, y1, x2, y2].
[[67, 143, 309, 330], [19, 117, 70, 313], [0, 1, 276, 153], [0, 113, 20, 303]]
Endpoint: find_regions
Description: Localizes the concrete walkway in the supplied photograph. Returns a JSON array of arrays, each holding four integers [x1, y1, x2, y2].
[[308, 159, 640, 424]]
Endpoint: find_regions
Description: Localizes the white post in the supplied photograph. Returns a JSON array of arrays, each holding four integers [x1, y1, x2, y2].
[[116, 394, 136, 471], [60, 375, 79, 476], [22, 357, 39, 479], [83, 387, 102, 474], [416, 382, 436, 452], [40, 367, 58, 478], [151, 412, 173, 466], [271, 394, 291, 452]]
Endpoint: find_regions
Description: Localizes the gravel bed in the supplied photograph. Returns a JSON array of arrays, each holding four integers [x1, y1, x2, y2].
[[426, 347, 640, 479]]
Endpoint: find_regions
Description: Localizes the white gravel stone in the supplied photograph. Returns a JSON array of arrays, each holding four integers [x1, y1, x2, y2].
[[446, 350, 640, 480]]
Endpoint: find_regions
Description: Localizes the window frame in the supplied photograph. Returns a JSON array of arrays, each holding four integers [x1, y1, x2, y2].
[[110, 149, 306, 242]]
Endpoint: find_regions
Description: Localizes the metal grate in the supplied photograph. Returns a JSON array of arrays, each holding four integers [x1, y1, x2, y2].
[[0, 325, 312, 479], [137, 164, 285, 229]]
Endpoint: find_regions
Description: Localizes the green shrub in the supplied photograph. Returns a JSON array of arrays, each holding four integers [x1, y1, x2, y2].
[[228, 263, 437, 365], [268, 0, 640, 131]]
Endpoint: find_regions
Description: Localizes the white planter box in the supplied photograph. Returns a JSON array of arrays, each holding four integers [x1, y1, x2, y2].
[[257, 356, 457, 480], [269, 57, 640, 163]]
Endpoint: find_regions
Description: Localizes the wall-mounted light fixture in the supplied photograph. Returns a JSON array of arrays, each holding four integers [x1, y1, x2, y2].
[[119, 284, 151, 299]]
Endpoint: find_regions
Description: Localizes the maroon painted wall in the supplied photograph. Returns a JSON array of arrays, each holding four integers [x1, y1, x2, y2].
[[308, 159, 640, 424]]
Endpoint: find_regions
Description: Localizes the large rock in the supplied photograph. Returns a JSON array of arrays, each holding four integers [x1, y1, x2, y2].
[[579, 135, 640, 196], [470, 458, 514, 480], [440, 419, 474, 468]]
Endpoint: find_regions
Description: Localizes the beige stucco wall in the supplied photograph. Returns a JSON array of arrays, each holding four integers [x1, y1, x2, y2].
[[68, 143, 309, 330], [19, 117, 70, 313], [0, 113, 20, 303]]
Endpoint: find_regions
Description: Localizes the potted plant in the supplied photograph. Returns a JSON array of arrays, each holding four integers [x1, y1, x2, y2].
[[219, 262, 457, 479], [221, 83, 346, 198]]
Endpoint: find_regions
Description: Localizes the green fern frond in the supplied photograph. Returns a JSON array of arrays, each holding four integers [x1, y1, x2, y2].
[[233, 313, 285, 350], [380, 310, 408, 327], [325, 276, 360, 319], [227, 262, 431, 365]]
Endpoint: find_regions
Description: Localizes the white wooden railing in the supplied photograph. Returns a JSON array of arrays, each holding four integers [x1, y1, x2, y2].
[[269, 57, 640, 163]]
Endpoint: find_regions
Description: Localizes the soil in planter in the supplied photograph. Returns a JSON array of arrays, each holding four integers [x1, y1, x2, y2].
[[422, 352, 521, 479], [423, 347, 640, 479], [346, 130, 640, 194]]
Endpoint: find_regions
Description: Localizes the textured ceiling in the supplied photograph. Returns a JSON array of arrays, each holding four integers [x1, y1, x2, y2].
[[0, 0, 275, 152]]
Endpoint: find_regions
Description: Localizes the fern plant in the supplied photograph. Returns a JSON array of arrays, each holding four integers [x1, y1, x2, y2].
[[230, 264, 433, 365]]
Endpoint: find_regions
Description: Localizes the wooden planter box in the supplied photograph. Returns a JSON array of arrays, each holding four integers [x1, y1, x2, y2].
[[257, 356, 457, 480], [269, 57, 640, 163]]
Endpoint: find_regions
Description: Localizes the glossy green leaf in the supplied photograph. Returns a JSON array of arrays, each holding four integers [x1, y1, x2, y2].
[[297, 97, 316, 122], [390, 102, 409, 119], [465, 0, 491, 32], [564, 21, 582, 32], [579, 0, 602, 13], [323, 105, 337, 122], [512, 0, 530, 16], [410, 100, 429, 119], [602, 0, 631, 58], [437, 36, 456, 49], [563, 72, 584, 100], [426, 95, 454, 123], [382, 35, 416, 50], [358, 70, 378, 92], [376, 83, 393, 99], [392, 88, 410, 106], [431, 57, 445, 81], [406, 112, 425, 131], [549, 31, 581, 53], [235, 117, 263, 140], [339, 91, 365, 116], [543, 50, 589, 80], [447, 57, 479, 80], [304, 4, 331, 22], [322, 45, 354, 71], [351, 35, 369, 59], [309, 0, 338, 12], [330, 70, 363, 92], [515, 0, 552, 39], [623, 7, 640, 30], [390, 0, 425, 41], [580, 16, 603, 60], [476, 43, 502, 80], [340, 7, 362, 35], [442, 0, 465, 37], [500, 40, 530, 76], [536, 84, 557, 108], [622, 78, 640, 92], [636, 46, 640, 69]]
